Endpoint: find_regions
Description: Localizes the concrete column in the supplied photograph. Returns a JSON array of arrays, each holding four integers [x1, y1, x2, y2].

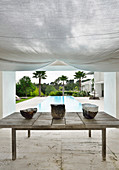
[[0, 72, 2, 119], [95, 84, 102, 97], [104, 72, 118, 118], [0, 71, 16, 118], [116, 72, 119, 118]]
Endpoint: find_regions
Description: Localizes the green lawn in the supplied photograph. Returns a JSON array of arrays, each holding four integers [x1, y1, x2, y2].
[[16, 97, 34, 104]]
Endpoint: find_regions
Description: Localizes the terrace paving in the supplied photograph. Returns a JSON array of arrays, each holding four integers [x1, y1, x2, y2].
[[0, 97, 119, 170]]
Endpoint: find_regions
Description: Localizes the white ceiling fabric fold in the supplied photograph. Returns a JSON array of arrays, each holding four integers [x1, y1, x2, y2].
[[0, 0, 119, 71]]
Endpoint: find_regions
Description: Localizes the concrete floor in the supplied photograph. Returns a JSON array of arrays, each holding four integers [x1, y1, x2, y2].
[[0, 97, 119, 170]]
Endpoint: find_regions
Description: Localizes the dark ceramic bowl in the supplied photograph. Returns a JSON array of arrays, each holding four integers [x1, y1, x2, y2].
[[20, 108, 37, 119], [82, 103, 98, 119], [51, 104, 65, 119], [82, 109, 98, 119]]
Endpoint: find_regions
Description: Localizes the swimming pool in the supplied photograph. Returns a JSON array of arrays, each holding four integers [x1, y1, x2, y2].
[[37, 96, 82, 112]]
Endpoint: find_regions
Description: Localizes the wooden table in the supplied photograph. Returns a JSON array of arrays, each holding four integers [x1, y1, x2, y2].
[[0, 111, 119, 161]]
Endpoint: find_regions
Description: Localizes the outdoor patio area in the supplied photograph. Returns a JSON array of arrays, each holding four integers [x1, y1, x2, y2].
[[0, 128, 119, 170], [1, 1, 119, 169], [0, 97, 119, 170]]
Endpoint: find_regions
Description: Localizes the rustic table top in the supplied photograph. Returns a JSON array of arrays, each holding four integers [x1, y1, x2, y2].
[[0, 112, 119, 129]]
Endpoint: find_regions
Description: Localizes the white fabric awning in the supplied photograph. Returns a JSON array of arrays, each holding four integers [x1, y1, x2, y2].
[[0, 0, 119, 71]]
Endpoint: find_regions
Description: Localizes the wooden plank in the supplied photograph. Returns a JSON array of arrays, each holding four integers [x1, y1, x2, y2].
[[0, 118, 35, 128], [78, 111, 118, 118], [80, 116, 118, 122], [33, 120, 52, 126], [66, 120, 84, 125], [32, 112, 52, 128], [65, 112, 85, 127], [78, 112, 118, 121], [51, 118, 66, 128], [0, 112, 41, 128], [12, 128, 16, 160], [89, 130, 91, 137], [38, 112, 52, 119], [102, 129, 106, 161], [2, 112, 41, 119], [52, 118, 65, 125], [4, 112, 23, 119], [78, 112, 119, 128], [85, 121, 119, 128], [65, 112, 79, 118], [28, 130, 30, 138], [1, 111, 119, 129]]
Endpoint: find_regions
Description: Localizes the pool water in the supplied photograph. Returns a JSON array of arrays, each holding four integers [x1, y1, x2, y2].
[[37, 96, 82, 112]]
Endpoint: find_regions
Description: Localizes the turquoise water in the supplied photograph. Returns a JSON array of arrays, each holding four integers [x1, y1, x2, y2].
[[37, 96, 82, 112]]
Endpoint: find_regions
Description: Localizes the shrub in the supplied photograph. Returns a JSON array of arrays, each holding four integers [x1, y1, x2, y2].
[[49, 91, 62, 96], [72, 91, 90, 97], [72, 92, 77, 97], [45, 85, 56, 95], [55, 91, 62, 96], [30, 87, 44, 96], [49, 91, 56, 96], [64, 91, 73, 96]]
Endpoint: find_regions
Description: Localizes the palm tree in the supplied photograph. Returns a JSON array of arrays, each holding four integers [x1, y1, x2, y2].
[[33, 71, 47, 96], [74, 71, 86, 91], [59, 75, 68, 96]]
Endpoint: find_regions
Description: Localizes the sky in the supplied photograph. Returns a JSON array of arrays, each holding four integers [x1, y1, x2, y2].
[[16, 71, 78, 84], [16, 70, 93, 84]]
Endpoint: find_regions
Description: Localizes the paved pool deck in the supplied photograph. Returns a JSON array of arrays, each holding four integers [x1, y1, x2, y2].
[[0, 97, 119, 170]]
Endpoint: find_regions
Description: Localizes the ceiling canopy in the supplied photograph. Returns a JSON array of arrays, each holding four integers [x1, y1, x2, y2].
[[0, 0, 119, 71]]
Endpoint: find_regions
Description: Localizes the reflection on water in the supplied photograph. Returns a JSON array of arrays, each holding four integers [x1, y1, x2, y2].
[[37, 96, 82, 112]]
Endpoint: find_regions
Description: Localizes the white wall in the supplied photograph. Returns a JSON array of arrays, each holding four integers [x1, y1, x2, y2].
[[82, 80, 92, 92], [0, 71, 16, 118], [116, 72, 119, 118], [95, 84, 101, 97], [104, 72, 116, 117], [94, 72, 104, 83], [0, 72, 2, 119], [94, 72, 104, 97]]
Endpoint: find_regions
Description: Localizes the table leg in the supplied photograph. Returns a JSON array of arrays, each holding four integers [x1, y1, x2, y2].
[[28, 130, 30, 138], [102, 129, 106, 161], [89, 130, 91, 137], [12, 128, 16, 160]]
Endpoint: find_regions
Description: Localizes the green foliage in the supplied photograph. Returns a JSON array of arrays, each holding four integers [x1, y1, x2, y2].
[[72, 91, 90, 97], [16, 76, 35, 97], [59, 75, 68, 96], [16, 97, 34, 103], [72, 92, 77, 97], [30, 87, 44, 97], [74, 86, 79, 91], [33, 71, 47, 96], [79, 91, 87, 97], [45, 85, 56, 95], [92, 78, 94, 91], [30, 87, 39, 96], [41, 83, 48, 94], [59, 86, 63, 91], [65, 80, 75, 91], [49, 91, 56, 96], [50, 77, 61, 90], [49, 90, 90, 97], [74, 71, 86, 80], [55, 91, 62, 96], [33, 71, 47, 79], [64, 91, 73, 96], [59, 75, 68, 82], [49, 91, 62, 96], [74, 71, 86, 91]]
